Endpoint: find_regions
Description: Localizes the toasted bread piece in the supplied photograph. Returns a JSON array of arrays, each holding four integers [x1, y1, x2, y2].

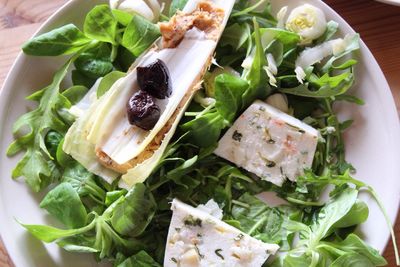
[[159, 1, 224, 48]]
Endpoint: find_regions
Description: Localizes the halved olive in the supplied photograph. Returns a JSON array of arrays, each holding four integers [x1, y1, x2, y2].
[[137, 59, 172, 99], [127, 90, 161, 131]]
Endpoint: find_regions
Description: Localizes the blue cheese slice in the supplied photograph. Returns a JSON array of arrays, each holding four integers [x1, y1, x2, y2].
[[214, 100, 318, 186], [164, 199, 279, 267]]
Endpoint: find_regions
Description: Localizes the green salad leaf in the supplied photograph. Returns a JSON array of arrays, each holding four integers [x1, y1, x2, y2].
[[84, 5, 118, 45], [40, 182, 88, 228], [122, 15, 160, 56], [74, 43, 114, 79], [97, 71, 126, 97], [215, 74, 249, 122], [22, 24, 92, 56], [169, 0, 189, 17], [117, 251, 161, 267], [110, 184, 156, 237], [7, 59, 75, 192]]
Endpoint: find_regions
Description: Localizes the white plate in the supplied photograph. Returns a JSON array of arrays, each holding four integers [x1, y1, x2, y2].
[[1, 0, 399, 266], [376, 0, 400, 6]]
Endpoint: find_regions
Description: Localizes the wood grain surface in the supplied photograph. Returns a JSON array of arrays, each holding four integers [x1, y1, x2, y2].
[[0, 0, 399, 266]]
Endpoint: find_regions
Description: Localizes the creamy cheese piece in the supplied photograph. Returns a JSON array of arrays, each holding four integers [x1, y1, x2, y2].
[[164, 199, 279, 267], [214, 100, 318, 186]]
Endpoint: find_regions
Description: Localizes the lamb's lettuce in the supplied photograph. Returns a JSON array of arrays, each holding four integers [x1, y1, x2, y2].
[[22, 24, 92, 56], [121, 15, 160, 56], [40, 182, 88, 228], [117, 251, 161, 267], [83, 5, 118, 45]]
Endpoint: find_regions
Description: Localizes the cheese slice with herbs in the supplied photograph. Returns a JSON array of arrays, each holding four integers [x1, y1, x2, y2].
[[214, 100, 319, 186], [164, 199, 279, 267]]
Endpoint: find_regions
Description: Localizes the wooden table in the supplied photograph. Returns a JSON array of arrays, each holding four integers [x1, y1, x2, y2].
[[0, 0, 399, 266]]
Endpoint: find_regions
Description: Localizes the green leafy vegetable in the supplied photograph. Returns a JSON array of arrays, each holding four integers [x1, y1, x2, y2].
[[122, 15, 160, 56], [40, 183, 88, 228], [7, 59, 75, 192], [19, 219, 96, 243], [110, 184, 156, 237], [84, 5, 118, 44], [97, 71, 126, 97], [242, 19, 271, 106], [117, 250, 161, 267], [74, 43, 114, 79], [215, 74, 249, 122], [220, 23, 250, 51], [169, 0, 189, 17], [22, 24, 91, 56]]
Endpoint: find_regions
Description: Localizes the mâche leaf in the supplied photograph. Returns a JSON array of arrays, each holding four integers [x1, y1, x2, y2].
[[40, 183, 88, 228], [110, 183, 156, 237], [84, 5, 118, 44], [215, 74, 249, 122], [22, 24, 91, 56], [122, 15, 160, 56]]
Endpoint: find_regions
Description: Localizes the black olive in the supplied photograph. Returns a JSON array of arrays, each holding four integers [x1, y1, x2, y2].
[[127, 90, 161, 131], [137, 59, 172, 99]]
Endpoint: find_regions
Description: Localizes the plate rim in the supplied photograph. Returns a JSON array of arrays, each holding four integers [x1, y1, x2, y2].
[[376, 0, 400, 7]]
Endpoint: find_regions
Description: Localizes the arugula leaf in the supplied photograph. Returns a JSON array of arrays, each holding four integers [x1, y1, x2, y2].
[[22, 24, 91, 56], [7, 59, 75, 192], [279, 72, 354, 98], [169, 0, 189, 17], [122, 15, 160, 57], [231, 193, 295, 246], [117, 250, 161, 267], [110, 183, 156, 237], [242, 19, 271, 107], [215, 74, 249, 122], [84, 5, 118, 44], [40, 183, 88, 228], [97, 71, 126, 97]]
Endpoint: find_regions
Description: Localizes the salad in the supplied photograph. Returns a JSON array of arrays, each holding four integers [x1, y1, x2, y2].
[[6, 0, 399, 266]]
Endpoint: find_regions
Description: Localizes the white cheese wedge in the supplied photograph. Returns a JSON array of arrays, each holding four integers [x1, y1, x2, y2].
[[214, 100, 318, 186], [164, 199, 279, 267]]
